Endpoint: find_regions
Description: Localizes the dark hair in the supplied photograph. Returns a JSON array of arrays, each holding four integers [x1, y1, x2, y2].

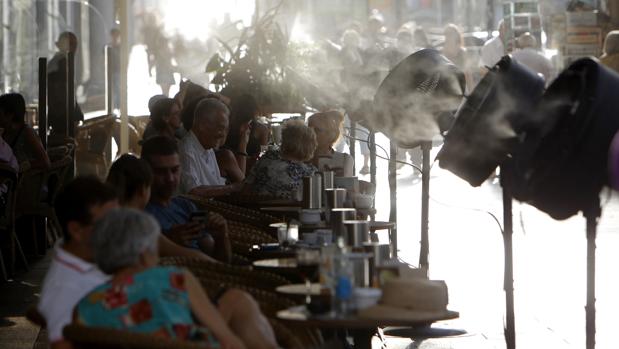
[[55, 176, 117, 241], [0, 93, 26, 124], [151, 98, 179, 131], [181, 96, 207, 131], [182, 82, 209, 106], [141, 136, 179, 164], [225, 94, 259, 149], [148, 94, 167, 114], [58, 31, 77, 43], [106, 154, 153, 204]]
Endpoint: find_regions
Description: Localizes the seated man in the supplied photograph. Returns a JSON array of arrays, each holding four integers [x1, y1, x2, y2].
[[142, 136, 232, 263], [178, 98, 241, 197], [38, 176, 118, 348], [106, 154, 217, 262]]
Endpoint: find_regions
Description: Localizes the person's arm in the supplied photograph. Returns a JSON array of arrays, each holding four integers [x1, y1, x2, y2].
[[158, 234, 216, 263], [215, 149, 245, 183], [188, 182, 242, 198], [24, 127, 51, 169], [205, 212, 232, 263], [185, 271, 246, 349], [232, 123, 250, 175]]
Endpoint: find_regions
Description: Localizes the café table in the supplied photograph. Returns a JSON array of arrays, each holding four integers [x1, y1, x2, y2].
[[259, 206, 301, 214], [248, 244, 298, 260], [276, 283, 327, 296], [277, 306, 459, 349], [252, 258, 319, 282], [253, 257, 299, 271]]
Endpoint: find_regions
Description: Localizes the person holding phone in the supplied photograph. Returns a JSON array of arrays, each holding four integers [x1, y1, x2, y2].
[[141, 136, 232, 263]]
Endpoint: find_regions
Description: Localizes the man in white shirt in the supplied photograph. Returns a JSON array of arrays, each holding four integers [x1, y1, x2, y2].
[[480, 20, 506, 69], [511, 33, 554, 83], [38, 176, 118, 349], [178, 98, 241, 197]]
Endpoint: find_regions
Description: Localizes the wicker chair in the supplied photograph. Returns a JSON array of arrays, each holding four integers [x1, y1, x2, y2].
[[0, 164, 27, 278], [75, 114, 116, 179], [42, 156, 73, 242], [227, 221, 277, 257], [228, 220, 277, 243], [63, 325, 210, 349], [14, 164, 50, 255], [159, 257, 290, 291], [230, 253, 251, 266], [15, 155, 73, 253], [216, 193, 299, 210], [185, 195, 279, 230]]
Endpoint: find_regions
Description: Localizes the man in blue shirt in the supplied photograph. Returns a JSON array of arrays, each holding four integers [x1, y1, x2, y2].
[[142, 136, 231, 263]]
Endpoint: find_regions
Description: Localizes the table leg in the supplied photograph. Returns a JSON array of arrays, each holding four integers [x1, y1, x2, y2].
[[351, 329, 375, 349]]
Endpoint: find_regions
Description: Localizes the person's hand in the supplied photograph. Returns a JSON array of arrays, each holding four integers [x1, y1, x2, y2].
[[238, 123, 251, 151], [164, 222, 204, 247], [206, 212, 227, 237]]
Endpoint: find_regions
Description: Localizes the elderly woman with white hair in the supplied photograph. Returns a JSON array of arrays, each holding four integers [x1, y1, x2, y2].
[[73, 208, 245, 348], [308, 110, 353, 177], [243, 120, 317, 199], [601, 30, 619, 73]]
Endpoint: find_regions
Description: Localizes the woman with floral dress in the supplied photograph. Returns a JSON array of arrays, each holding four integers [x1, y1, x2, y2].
[[74, 208, 244, 348]]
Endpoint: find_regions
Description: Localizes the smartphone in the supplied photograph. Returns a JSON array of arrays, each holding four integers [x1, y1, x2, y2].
[[190, 211, 208, 225]]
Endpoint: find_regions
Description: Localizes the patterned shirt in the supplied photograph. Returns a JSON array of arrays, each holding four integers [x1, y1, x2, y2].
[[75, 266, 218, 346], [244, 149, 317, 199]]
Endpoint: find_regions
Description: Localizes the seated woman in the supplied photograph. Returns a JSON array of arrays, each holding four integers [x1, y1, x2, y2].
[[601, 30, 619, 73], [106, 154, 217, 262], [0, 93, 50, 170], [218, 94, 260, 183], [243, 120, 317, 200], [74, 208, 244, 348], [308, 110, 354, 177], [142, 98, 185, 141]]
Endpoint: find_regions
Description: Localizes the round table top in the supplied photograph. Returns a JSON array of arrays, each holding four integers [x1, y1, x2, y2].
[[260, 206, 301, 213], [369, 221, 395, 231], [253, 258, 299, 269], [248, 245, 297, 260], [276, 283, 330, 296], [276, 306, 459, 329]]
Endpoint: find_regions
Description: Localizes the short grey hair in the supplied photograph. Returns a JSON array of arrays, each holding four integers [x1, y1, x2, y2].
[[91, 208, 160, 274], [604, 30, 619, 56], [280, 119, 317, 161], [193, 98, 229, 125], [517, 32, 537, 49]]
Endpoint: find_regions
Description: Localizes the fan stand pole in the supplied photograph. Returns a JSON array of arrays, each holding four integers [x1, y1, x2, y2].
[[584, 203, 600, 349], [389, 140, 398, 257], [350, 120, 357, 174], [500, 164, 516, 349], [419, 141, 431, 274], [369, 131, 377, 222]]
